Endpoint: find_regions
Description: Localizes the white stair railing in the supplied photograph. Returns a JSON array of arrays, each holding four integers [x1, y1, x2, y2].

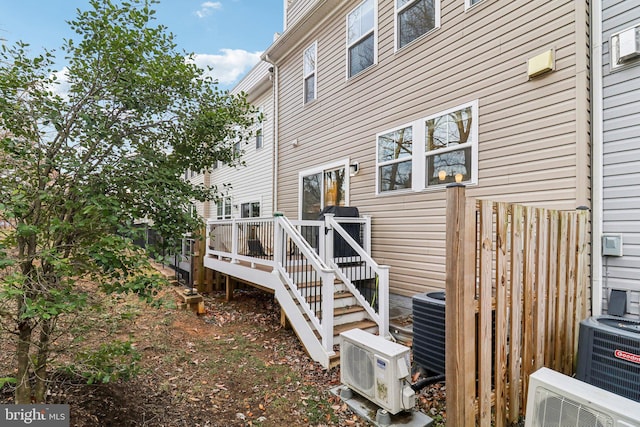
[[273, 215, 335, 354], [324, 214, 390, 337]]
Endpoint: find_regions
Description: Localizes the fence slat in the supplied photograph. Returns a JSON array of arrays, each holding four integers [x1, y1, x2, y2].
[[494, 203, 508, 427], [555, 213, 569, 373], [522, 206, 537, 397], [478, 201, 493, 426], [508, 203, 524, 423], [534, 211, 549, 372], [545, 211, 559, 368], [574, 209, 589, 365], [564, 211, 578, 373]]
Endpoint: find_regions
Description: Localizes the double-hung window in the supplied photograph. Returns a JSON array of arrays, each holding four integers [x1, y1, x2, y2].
[[377, 126, 413, 192], [347, 0, 376, 78], [396, 0, 439, 49], [216, 196, 232, 219], [425, 103, 475, 186], [376, 100, 478, 193], [303, 42, 317, 104]]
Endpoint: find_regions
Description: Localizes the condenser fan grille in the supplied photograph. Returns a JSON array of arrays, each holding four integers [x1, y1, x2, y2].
[[533, 388, 614, 427], [342, 341, 374, 393]]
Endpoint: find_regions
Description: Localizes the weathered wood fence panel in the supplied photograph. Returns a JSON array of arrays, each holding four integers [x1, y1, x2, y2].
[[445, 185, 589, 426]]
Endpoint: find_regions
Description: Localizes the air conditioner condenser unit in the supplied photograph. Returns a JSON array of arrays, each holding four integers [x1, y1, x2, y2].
[[525, 367, 640, 427], [340, 328, 415, 415]]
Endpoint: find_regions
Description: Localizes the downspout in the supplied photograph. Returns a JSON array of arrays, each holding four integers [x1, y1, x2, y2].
[[265, 54, 279, 213], [591, 0, 604, 316]]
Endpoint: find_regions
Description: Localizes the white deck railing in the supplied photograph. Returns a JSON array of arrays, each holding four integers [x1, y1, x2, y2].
[[205, 213, 388, 351]]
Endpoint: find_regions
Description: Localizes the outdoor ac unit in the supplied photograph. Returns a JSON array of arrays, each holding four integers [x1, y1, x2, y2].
[[340, 328, 415, 414], [577, 315, 640, 402], [525, 367, 640, 427], [412, 291, 446, 375]]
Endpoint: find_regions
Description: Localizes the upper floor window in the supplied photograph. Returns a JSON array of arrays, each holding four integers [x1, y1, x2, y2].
[[396, 0, 438, 49], [465, 0, 483, 9], [255, 128, 263, 149], [303, 42, 317, 103], [376, 100, 478, 194], [347, 0, 376, 78]]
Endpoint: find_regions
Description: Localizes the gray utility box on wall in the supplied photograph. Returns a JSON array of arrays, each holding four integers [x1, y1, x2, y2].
[[576, 315, 640, 402]]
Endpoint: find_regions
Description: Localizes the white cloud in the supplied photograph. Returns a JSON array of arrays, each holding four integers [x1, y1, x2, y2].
[[48, 67, 71, 99], [191, 49, 262, 86], [195, 1, 222, 18]]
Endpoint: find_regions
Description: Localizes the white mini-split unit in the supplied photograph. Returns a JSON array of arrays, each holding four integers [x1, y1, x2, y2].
[[340, 329, 415, 415], [525, 367, 640, 427]]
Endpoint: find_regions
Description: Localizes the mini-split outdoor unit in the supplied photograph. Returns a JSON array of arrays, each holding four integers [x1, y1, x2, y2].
[[340, 328, 415, 414], [525, 367, 640, 427], [577, 315, 640, 402]]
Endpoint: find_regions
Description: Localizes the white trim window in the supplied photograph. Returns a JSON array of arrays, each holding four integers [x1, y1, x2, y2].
[[216, 196, 232, 219], [396, 0, 439, 50], [303, 42, 317, 104], [377, 125, 413, 192], [424, 101, 478, 186], [376, 100, 478, 194], [347, 0, 376, 78], [299, 159, 350, 220], [255, 106, 264, 149], [465, 0, 484, 10], [241, 201, 261, 218]]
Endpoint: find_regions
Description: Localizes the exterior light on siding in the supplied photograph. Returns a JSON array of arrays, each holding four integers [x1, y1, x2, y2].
[[349, 161, 360, 176], [527, 49, 555, 78]]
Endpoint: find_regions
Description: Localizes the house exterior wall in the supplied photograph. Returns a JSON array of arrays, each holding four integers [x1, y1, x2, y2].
[[270, 0, 591, 296], [600, 1, 640, 317], [206, 61, 274, 220]]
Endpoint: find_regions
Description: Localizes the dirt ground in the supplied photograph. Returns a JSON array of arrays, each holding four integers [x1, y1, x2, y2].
[[0, 283, 446, 426]]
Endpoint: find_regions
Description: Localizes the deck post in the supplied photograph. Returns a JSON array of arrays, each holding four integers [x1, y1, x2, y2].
[[323, 213, 335, 264], [321, 270, 335, 353], [363, 215, 372, 255], [377, 265, 390, 337], [230, 218, 239, 264]]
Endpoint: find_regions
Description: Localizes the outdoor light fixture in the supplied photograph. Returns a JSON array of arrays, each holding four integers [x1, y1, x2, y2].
[[350, 161, 360, 176], [455, 173, 463, 183], [438, 170, 446, 181]]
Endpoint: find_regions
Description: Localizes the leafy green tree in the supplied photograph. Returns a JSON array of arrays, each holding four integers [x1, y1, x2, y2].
[[0, 0, 256, 403]]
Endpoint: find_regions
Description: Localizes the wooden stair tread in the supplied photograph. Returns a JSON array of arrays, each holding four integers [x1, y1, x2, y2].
[[333, 319, 377, 336], [305, 290, 353, 303]]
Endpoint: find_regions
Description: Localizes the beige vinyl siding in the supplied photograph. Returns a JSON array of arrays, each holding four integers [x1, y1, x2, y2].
[[285, 0, 320, 30], [274, 0, 590, 295]]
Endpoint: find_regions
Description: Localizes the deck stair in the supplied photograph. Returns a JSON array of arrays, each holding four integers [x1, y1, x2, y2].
[[203, 213, 389, 369]]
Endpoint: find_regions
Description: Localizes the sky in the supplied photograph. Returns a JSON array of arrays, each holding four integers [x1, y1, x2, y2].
[[0, 0, 284, 89]]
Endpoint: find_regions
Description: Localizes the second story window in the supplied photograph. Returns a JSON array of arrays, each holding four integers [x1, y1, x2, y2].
[[303, 42, 317, 104], [347, 0, 376, 78], [396, 0, 438, 49]]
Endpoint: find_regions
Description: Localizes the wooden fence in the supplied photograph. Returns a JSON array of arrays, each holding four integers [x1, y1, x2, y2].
[[445, 185, 589, 426]]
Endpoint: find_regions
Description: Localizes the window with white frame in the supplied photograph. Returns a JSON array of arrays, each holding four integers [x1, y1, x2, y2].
[[241, 202, 261, 218], [255, 107, 264, 149], [396, 0, 438, 49], [347, 0, 376, 78], [300, 161, 349, 220], [216, 196, 232, 219], [303, 42, 317, 104], [377, 126, 413, 192], [376, 100, 478, 193], [465, 0, 483, 9]]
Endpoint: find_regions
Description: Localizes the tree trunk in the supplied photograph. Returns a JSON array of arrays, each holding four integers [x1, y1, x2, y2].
[[34, 319, 53, 403], [16, 320, 33, 404]]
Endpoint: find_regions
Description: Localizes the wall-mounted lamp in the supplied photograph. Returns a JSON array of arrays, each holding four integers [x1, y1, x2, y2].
[[349, 161, 360, 177]]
